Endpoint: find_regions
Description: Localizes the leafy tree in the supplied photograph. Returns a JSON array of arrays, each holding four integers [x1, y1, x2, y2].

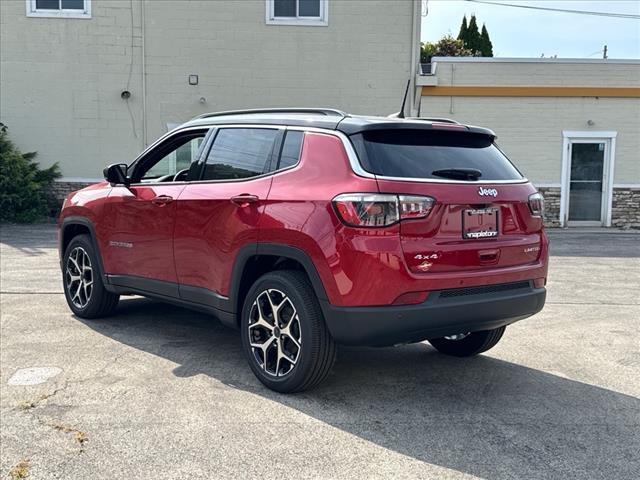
[[0, 123, 61, 223], [457, 16, 468, 43], [420, 36, 473, 64], [480, 24, 494, 57]]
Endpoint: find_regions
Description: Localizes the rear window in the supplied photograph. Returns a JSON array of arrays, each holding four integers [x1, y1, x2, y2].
[[351, 129, 523, 181]]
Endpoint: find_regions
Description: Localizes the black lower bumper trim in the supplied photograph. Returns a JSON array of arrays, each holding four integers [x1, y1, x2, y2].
[[321, 283, 546, 346]]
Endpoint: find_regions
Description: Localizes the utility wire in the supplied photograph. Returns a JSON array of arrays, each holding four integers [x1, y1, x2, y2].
[[463, 0, 640, 20]]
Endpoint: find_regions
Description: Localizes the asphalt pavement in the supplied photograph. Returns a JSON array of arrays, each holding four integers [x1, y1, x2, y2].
[[1, 225, 639, 479]]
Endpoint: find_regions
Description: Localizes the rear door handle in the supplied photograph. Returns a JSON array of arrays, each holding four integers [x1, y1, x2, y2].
[[152, 195, 174, 206], [230, 194, 259, 207]]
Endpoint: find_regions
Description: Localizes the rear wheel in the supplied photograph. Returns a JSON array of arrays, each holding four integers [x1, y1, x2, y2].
[[63, 234, 119, 318], [240, 270, 336, 393], [428, 326, 506, 357]]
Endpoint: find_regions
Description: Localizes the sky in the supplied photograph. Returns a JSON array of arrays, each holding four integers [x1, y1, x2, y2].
[[421, 0, 640, 58]]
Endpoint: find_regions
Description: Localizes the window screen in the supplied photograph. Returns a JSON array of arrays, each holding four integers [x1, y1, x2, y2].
[[203, 128, 278, 181], [278, 131, 303, 169], [299, 0, 320, 16], [273, 0, 321, 18], [35, 0, 85, 9], [274, 0, 296, 17]]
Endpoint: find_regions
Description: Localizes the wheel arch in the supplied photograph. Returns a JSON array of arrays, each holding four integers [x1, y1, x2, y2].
[[229, 243, 329, 326], [60, 217, 108, 284]]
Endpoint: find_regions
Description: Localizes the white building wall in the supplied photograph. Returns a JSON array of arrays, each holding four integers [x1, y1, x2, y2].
[[1, 0, 415, 179], [431, 59, 640, 87], [420, 59, 640, 185], [420, 96, 640, 184]]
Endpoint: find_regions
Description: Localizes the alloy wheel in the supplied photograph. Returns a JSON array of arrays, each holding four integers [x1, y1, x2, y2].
[[248, 289, 302, 377], [444, 333, 470, 341], [65, 246, 93, 309]]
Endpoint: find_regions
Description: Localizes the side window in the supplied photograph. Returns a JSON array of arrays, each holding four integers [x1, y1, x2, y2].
[[26, 0, 91, 18], [278, 131, 304, 170], [143, 135, 205, 180], [203, 128, 278, 181], [266, 0, 328, 26]]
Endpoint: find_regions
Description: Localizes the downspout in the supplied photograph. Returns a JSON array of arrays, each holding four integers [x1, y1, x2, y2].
[[409, 0, 421, 116], [141, 0, 148, 147]]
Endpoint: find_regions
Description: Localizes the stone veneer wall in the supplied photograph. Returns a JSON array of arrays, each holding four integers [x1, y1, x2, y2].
[[538, 186, 639, 229], [537, 187, 562, 227], [611, 188, 640, 229], [49, 182, 639, 229], [50, 181, 93, 202]]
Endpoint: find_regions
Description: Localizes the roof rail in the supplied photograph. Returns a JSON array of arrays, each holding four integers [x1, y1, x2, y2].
[[194, 108, 348, 120], [408, 117, 461, 125]]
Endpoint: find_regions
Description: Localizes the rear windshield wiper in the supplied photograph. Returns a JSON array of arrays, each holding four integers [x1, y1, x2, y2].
[[431, 168, 482, 180]]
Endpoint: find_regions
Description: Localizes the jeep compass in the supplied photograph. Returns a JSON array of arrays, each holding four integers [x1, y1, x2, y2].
[[59, 108, 548, 393]]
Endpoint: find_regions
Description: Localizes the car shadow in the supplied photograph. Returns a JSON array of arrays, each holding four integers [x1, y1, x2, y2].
[[0, 224, 57, 256], [547, 231, 640, 258], [79, 297, 640, 479]]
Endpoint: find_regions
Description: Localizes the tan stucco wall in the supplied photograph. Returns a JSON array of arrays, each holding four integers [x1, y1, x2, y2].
[[1, 0, 415, 178], [420, 60, 640, 184], [431, 59, 640, 87]]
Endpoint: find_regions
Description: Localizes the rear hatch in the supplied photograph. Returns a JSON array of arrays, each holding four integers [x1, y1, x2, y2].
[[350, 127, 544, 274]]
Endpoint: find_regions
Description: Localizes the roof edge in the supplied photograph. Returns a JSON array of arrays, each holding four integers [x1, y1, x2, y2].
[[431, 57, 640, 65]]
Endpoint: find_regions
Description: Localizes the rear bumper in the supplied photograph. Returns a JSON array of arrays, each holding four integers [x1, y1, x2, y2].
[[321, 281, 546, 346]]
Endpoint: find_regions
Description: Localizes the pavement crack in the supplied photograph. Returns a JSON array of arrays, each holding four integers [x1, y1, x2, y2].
[[17, 384, 66, 412]]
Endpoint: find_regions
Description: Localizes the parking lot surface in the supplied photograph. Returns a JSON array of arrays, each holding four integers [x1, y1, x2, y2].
[[1, 225, 639, 479]]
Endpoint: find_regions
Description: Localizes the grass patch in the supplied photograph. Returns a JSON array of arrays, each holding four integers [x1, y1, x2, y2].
[[17, 390, 59, 411], [49, 422, 88, 449], [8, 459, 30, 479]]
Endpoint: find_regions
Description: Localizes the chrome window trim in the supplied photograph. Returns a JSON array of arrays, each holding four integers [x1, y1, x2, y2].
[[128, 123, 529, 187]]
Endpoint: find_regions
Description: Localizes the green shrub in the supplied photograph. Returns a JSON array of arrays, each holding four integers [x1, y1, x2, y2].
[[0, 123, 61, 223]]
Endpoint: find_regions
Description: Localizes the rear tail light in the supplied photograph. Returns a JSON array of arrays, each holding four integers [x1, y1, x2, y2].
[[332, 193, 435, 228], [528, 192, 544, 217]]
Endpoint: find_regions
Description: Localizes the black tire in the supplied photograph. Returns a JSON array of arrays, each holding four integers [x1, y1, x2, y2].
[[428, 326, 506, 357], [240, 270, 336, 393], [62, 234, 119, 319]]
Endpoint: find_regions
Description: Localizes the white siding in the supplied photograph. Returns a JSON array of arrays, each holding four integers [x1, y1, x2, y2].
[[1, 0, 414, 178], [420, 60, 640, 184], [431, 59, 640, 87]]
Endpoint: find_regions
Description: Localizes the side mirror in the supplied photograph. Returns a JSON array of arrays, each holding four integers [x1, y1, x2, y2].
[[103, 163, 130, 186]]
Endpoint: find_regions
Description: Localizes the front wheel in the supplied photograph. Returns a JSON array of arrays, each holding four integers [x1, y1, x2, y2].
[[62, 234, 119, 318], [428, 326, 506, 357], [240, 270, 336, 393]]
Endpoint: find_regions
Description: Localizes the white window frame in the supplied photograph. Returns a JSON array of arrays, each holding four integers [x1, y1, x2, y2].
[[26, 0, 91, 19], [266, 0, 328, 26], [560, 131, 617, 227]]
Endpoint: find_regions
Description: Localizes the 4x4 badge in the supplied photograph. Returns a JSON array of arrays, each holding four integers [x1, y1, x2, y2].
[[478, 187, 498, 197]]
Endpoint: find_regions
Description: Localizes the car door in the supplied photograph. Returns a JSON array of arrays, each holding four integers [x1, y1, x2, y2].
[[102, 127, 211, 293], [173, 126, 282, 306]]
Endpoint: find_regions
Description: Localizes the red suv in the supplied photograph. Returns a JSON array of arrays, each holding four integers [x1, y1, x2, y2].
[[59, 108, 548, 392]]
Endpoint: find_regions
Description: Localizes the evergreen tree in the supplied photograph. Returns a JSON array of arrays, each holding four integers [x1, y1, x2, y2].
[[457, 16, 468, 43], [480, 24, 494, 57], [466, 14, 481, 55], [0, 123, 60, 222]]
